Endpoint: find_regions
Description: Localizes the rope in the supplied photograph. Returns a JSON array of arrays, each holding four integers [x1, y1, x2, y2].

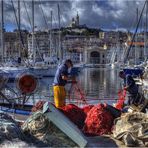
[[68, 82, 87, 105]]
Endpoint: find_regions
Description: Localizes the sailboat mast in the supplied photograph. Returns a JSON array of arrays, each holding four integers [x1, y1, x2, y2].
[[124, 0, 147, 64], [144, 0, 148, 61], [135, 8, 138, 65], [32, 0, 35, 64], [58, 4, 62, 61], [18, 0, 21, 57], [50, 10, 52, 58], [1, 0, 4, 63]]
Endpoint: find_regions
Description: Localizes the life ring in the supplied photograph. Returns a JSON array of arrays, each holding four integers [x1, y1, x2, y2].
[[17, 73, 38, 94]]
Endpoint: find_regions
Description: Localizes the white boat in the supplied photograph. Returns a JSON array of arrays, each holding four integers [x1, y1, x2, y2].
[[29, 60, 57, 77]]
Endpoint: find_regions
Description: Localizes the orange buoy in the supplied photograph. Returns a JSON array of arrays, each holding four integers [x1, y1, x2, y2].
[[17, 73, 38, 94]]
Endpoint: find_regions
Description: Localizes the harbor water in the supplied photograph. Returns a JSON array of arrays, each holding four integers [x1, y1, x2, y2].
[[6, 67, 122, 105]]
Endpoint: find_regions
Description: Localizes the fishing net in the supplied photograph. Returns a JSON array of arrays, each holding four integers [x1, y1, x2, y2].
[[22, 111, 77, 147], [83, 104, 114, 136], [0, 112, 31, 147], [0, 112, 25, 141], [68, 82, 87, 106], [113, 112, 148, 147], [82, 105, 94, 115], [115, 89, 126, 110], [59, 104, 86, 129], [31, 100, 46, 112]]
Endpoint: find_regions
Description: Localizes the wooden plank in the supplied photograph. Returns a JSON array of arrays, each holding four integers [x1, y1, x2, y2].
[[43, 102, 87, 147]]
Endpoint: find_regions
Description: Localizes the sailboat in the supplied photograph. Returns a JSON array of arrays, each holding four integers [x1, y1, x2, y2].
[[25, 0, 57, 77], [0, 0, 29, 81], [0, 1, 80, 80], [122, 4, 147, 77], [0, 0, 58, 79]]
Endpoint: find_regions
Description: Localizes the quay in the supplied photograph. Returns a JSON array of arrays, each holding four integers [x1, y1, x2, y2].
[[0, 0, 148, 147]]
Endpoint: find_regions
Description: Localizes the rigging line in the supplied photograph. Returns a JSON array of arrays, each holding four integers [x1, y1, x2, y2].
[[14, 0, 33, 67], [39, 0, 48, 30], [60, 7, 67, 28], [124, 0, 147, 64], [39, 0, 52, 56], [10, 0, 29, 66], [123, 8, 140, 65], [22, 0, 33, 66], [52, 8, 58, 29], [22, 0, 32, 31], [23, 0, 43, 62], [125, 8, 138, 38], [10, 0, 25, 48], [143, 1, 148, 61], [145, 0, 148, 61], [61, 15, 66, 28], [125, 3, 141, 38], [52, 13, 59, 56], [146, 1, 148, 32], [140, 9, 144, 33]]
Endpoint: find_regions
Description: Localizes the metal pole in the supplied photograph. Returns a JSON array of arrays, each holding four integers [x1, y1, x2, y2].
[[1, 0, 4, 62], [145, 0, 148, 61], [58, 4, 62, 61], [32, 0, 35, 64], [124, 0, 147, 63], [135, 8, 138, 65], [18, 0, 21, 57], [50, 11, 52, 57]]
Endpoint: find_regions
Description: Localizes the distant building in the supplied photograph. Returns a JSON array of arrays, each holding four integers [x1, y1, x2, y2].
[[125, 41, 146, 61], [69, 12, 80, 28], [99, 32, 105, 39], [27, 31, 50, 60], [84, 45, 107, 64], [4, 30, 28, 59], [62, 34, 108, 64]]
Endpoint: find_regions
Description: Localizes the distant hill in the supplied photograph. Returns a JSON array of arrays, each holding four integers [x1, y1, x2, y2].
[[53, 26, 103, 36]]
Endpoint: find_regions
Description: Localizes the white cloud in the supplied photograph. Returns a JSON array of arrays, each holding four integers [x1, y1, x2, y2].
[[92, 4, 104, 16], [1, 0, 147, 31]]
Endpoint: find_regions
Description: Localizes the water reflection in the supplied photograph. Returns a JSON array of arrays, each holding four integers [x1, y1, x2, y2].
[[6, 67, 122, 104], [78, 68, 121, 100]]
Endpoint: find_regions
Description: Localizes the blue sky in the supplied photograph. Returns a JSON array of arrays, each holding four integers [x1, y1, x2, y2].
[[1, 0, 147, 32]]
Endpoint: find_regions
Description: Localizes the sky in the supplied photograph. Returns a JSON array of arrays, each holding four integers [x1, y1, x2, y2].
[[1, 0, 147, 32]]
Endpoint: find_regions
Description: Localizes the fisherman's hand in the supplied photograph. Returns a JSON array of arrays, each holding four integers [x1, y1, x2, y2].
[[72, 80, 77, 84], [72, 76, 77, 83], [124, 86, 128, 90], [67, 76, 77, 83]]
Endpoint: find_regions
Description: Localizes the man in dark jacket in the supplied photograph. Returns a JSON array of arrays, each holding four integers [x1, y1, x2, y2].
[[119, 71, 142, 106], [53, 59, 73, 108]]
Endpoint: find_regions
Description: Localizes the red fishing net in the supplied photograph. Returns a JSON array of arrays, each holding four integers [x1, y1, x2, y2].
[[31, 100, 46, 112], [59, 104, 86, 129], [68, 82, 87, 106], [115, 89, 126, 110], [83, 104, 114, 136], [32, 102, 115, 136], [82, 105, 94, 115]]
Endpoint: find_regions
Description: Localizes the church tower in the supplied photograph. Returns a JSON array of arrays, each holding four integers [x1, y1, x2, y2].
[[76, 11, 79, 26]]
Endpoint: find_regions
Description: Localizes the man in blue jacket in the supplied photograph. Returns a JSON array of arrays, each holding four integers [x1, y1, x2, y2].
[[53, 59, 73, 108]]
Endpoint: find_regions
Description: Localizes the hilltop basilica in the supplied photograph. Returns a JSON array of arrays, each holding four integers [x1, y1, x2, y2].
[[69, 12, 80, 28]]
